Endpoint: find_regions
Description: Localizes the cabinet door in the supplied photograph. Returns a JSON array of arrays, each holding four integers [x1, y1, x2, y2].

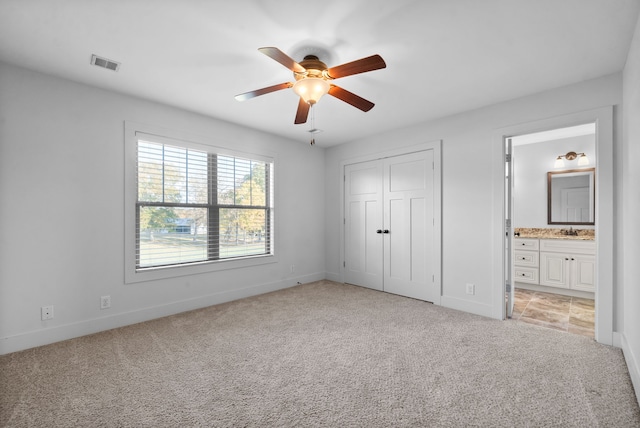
[[539, 252, 570, 288], [571, 254, 596, 291]]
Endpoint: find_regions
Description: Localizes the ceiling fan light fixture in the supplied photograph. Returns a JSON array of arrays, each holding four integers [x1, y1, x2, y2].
[[293, 78, 330, 105]]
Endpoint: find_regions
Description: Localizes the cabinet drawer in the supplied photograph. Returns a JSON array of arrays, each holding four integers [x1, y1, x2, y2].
[[539, 239, 595, 255], [514, 267, 539, 284], [514, 250, 539, 267], [514, 238, 539, 251]]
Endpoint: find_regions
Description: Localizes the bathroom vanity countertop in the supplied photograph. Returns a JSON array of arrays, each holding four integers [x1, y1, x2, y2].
[[515, 227, 595, 241]]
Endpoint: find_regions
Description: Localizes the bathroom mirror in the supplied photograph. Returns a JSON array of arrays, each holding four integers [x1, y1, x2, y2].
[[547, 168, 595, 225]]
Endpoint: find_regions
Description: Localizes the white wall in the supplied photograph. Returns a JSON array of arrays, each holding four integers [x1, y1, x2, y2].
[[325, 73, 622, 320], [514, 134, 595, 229], [0, 62, 326, 355], [0, 54, 634, 383], [622, 12, 640, 405]]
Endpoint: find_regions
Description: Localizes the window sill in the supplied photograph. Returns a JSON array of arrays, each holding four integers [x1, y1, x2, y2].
[[125, 254, 278, 284]]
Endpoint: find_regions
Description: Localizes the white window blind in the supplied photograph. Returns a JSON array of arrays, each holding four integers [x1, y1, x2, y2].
[[136, 139, 273, 270]]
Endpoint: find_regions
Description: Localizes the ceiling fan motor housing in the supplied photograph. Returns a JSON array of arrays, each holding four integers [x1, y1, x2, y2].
[[295, 55, 330, 80]]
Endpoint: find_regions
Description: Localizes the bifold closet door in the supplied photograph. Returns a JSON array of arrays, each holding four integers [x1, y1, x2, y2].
[[344, 150, 436, 302]]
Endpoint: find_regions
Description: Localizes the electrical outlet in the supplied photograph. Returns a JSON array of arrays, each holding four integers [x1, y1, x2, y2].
[[100, 295, 111, 310], [466, 283, 475, 295], [41, 305, 54, 320]]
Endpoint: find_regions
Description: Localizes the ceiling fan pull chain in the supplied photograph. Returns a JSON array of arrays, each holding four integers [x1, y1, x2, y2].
[[310, 105, 316, 145]]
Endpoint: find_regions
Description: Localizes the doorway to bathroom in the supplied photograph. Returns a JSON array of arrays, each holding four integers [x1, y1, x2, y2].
[[497, 106, 614, 345], [507, 123, 596, 338]]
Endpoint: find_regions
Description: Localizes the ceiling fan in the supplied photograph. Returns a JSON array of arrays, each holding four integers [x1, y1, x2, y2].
[[235, 47, 386, 125]]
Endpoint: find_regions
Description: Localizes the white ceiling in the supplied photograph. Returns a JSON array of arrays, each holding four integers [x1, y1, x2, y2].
[[0, 0, 638, 147]]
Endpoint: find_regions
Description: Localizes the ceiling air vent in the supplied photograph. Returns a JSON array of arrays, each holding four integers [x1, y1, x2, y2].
[[90, 54, 120, 72]]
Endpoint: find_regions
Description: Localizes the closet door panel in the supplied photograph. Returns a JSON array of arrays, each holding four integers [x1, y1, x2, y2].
[[387, 198, 407, 279], [383, 151, 435, 301], [344, 162, 383, 290], [410, 197, 427, 283]]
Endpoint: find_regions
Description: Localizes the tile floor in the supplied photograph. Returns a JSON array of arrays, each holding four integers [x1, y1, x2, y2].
[[511, 288, 595, 338]]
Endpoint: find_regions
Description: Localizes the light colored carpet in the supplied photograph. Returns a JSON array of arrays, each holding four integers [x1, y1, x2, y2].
[[1, 280, 639, 427]]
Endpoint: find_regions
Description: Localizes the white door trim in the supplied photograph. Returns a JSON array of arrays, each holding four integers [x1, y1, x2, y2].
[[339, 141, 442, 305], [492, 106, 614, 346]]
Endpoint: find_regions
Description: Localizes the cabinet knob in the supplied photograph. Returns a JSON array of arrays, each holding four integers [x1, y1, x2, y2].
[[376, 229, 382, 234], [565, 258, 569, 260], [383, 230, 390, 234], [571, 258, 575, 261]]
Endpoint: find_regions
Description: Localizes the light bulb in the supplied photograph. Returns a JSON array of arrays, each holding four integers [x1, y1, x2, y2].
[[554, 156, 565, 168]]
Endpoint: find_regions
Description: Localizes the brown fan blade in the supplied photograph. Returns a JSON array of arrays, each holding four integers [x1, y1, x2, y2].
[[234, 82, 293, 101], [294, 97, 311, 124], [258, 47, 306, 73], [328, 85, 375, 112], [326, 54, 386, 79]]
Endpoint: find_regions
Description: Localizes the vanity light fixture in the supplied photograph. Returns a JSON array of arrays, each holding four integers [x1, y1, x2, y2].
[[554, 151, 589, 168]]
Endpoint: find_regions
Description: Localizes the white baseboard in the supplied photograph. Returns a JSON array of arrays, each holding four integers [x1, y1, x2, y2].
[[439, 296, 495, 319], [613, 331, 623, 348], [324, 271, 341, 283], [514, 282, 594, 299], [0, 273, 326, 356], [620, 333, 640, 407]]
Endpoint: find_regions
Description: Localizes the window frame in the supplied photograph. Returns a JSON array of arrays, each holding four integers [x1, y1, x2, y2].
[[125, 122, 278, 284]]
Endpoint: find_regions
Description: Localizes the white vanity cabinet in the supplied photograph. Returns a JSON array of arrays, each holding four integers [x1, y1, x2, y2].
[[513, 238, 539, 284], [539, 239, 596, 292]]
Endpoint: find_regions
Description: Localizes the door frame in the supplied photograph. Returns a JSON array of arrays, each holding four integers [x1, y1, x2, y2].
[[339, 140, 443, 305], [492, 106, 614, 345], [505, 138, 515, 318]]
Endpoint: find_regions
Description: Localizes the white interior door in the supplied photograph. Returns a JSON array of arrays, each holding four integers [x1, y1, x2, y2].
[[344, 150, 437, 302], [344, 161, 384, 291], [383, 151, 435, 301], [560, 188, 590, 222]]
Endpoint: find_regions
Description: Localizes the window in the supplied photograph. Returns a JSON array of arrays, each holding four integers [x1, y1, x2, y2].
[[125, 122, 276, 282], [136, 140, 273, 270]]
